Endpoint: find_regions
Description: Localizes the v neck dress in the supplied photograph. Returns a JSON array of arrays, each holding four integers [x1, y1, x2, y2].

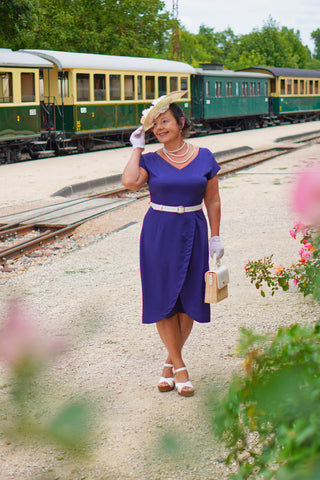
[[139, 147, 220, 324]]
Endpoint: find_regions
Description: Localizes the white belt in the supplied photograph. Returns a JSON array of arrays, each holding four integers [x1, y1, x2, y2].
[[150, 202, 202, 214]]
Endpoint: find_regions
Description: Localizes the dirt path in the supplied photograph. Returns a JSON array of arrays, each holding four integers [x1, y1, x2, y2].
[[0, 144, 320, 479]]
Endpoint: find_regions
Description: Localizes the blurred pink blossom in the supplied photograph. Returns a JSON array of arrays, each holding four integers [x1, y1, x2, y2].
[[275, 264, 285, 274], [0, 299, 64, 367], [289, 221, 308, 239], [298, 245, 314, 262], [292, 162, 320, 225]]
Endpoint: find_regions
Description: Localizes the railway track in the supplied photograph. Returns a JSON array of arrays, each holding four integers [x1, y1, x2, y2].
[[0, 134, 319, 268], [0, 188, 148, 265]]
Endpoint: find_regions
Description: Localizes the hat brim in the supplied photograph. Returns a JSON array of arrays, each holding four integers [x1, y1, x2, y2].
[[140, 90, 188, 131]]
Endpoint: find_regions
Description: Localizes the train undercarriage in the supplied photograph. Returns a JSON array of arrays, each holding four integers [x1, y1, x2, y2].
[[1, 110, 320, 164]]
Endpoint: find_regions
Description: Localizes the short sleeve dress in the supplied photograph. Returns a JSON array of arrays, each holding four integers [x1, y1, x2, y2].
[[139, 147, 220, 324]]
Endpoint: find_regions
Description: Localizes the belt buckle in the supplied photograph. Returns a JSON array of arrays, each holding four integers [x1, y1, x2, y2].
[[177, 206, 185, 214]]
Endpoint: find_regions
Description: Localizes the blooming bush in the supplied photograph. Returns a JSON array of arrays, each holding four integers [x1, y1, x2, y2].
[[209, 161, 320, 479], [245, 221, 320, 299], [0, 298, 95, 454]]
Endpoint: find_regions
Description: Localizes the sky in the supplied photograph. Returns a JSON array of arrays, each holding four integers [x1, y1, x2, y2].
[[163, 0, 319, 54]]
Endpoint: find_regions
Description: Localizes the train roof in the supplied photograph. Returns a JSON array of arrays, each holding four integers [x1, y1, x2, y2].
[[20, 49, 196, 74], [195, 68, 272, 79], [240, 66, 320, 78], [0, 48, 53, 68]]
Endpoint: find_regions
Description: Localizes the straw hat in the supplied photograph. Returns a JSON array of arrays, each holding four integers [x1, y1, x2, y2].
[[140, 90, 188, 131]]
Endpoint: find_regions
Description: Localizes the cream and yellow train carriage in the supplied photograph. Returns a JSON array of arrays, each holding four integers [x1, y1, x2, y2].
[[0, 48, 52, 163], [22, 49, 195, 150]]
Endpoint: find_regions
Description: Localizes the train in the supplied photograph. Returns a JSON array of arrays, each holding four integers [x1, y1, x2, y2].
[[1, 48, 320, 164]]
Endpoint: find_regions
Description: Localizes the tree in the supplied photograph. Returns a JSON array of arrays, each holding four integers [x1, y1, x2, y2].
[[0, 0, 39, 49], [1, 0, 172, 57], [178, 25, 230, 67], [225, 17, 311, 70], [311, 28, 320, 61]]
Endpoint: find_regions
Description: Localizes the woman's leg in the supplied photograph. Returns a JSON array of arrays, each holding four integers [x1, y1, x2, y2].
[[157, 313, 194, 392]]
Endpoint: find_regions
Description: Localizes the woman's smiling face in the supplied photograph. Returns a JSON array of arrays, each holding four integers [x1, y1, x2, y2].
[[152, 109, 184, 144]]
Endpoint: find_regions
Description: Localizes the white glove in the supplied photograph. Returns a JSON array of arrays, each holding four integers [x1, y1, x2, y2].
[[130, 126, 145, 150], [209, 236, 224, 260]]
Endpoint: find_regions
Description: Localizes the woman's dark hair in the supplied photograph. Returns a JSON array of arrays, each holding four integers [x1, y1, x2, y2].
[[169, 103, 191, 137]]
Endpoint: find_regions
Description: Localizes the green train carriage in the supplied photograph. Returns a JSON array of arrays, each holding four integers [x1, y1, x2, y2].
[[191, 64, 272, 132], [0, 49, 53, 163], [22, 49, 195, 152], [241, 67, 320, 122]]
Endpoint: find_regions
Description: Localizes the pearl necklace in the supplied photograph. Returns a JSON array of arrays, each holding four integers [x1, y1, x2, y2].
[[163, 142, 186, 155], [163, 143, 195, 164]]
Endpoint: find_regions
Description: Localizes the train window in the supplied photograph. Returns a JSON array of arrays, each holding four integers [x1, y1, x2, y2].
[[242, 82, 248, 96], [205, 81, 210, 97], [280, 79, 285, 95], [226, 82, 232, 97], [270, 79, 276, 94], [257, 83, 261, 96], [300, 80, 305, 94], [125, 75, 135, 100], [110, 74, 121, 100], [39, 70, 44, 101], [146, 76, 155, 99], [137, 75, 143, 100], [0, 72, 13, 103], [309, 80, 313, 94], [170, 77, 178, 91], [250, 82, 256, 96], [21, 72, 35, 102], [181, 77, 188, 90], [287, 79, 292, 95], [158, 76, 167, 97], [58, 71, 69, 98], [215, 82, 222, 97], [315, 81, 319, 94], [94, 74, 106, 101], [294, 80, 298, 95], [264, 82, 268, 96], [235, 82, 239, 96], [77, 73, 90, 102]]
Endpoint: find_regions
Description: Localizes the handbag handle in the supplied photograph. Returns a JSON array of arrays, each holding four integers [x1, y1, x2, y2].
[[209, 253, 221, 272]]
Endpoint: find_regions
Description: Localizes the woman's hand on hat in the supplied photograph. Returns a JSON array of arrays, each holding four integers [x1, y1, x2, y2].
[[130, 127, 145, 150], [209, 236, 224, 260]]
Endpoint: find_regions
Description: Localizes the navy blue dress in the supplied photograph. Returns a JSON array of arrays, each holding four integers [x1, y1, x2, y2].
[[139, 147, 220, 324]]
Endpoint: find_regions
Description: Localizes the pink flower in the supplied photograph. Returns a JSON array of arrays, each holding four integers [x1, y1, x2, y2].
[[289, 221, 308, 239], [299, 246, 313, 262], [0, 299, 64, 367], [275, 264, 285, 274], [292, 162, 320, 226]]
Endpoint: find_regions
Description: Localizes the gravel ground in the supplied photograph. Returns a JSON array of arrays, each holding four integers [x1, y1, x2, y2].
[[0, 126, 320, 479]]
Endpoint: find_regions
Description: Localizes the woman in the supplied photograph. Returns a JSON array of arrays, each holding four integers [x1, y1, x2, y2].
[[122, 91, 224, 397]]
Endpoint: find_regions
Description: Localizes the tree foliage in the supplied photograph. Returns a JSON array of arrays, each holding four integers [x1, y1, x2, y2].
[[0, 3, 318, 69], [224, 17, 310, 70], [0, 0, 171, 57], [311, 28, 320, 61]]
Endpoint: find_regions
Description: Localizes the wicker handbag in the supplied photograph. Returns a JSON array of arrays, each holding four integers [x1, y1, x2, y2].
[[204, 258, 229, 304]]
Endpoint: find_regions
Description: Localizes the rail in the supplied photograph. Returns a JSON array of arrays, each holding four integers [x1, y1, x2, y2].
[[1, 134, 319, 267]]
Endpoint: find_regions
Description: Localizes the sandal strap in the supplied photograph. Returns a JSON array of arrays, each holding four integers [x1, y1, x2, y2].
[[158, 376, 175, 388], [176, 380, 194, 392], [174, 366, 187, 374], [163, 363, 174, 368]]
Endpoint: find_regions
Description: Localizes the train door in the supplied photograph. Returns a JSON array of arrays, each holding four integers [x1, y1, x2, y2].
[[39, 69, 56, 134]]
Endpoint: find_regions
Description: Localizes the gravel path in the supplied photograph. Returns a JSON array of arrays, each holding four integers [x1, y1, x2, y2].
[[0, 128, 320, 479]]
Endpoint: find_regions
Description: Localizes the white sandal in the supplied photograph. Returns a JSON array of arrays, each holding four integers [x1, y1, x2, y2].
[[174, 366, 194, 397], [158, 363, 175, 392]]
